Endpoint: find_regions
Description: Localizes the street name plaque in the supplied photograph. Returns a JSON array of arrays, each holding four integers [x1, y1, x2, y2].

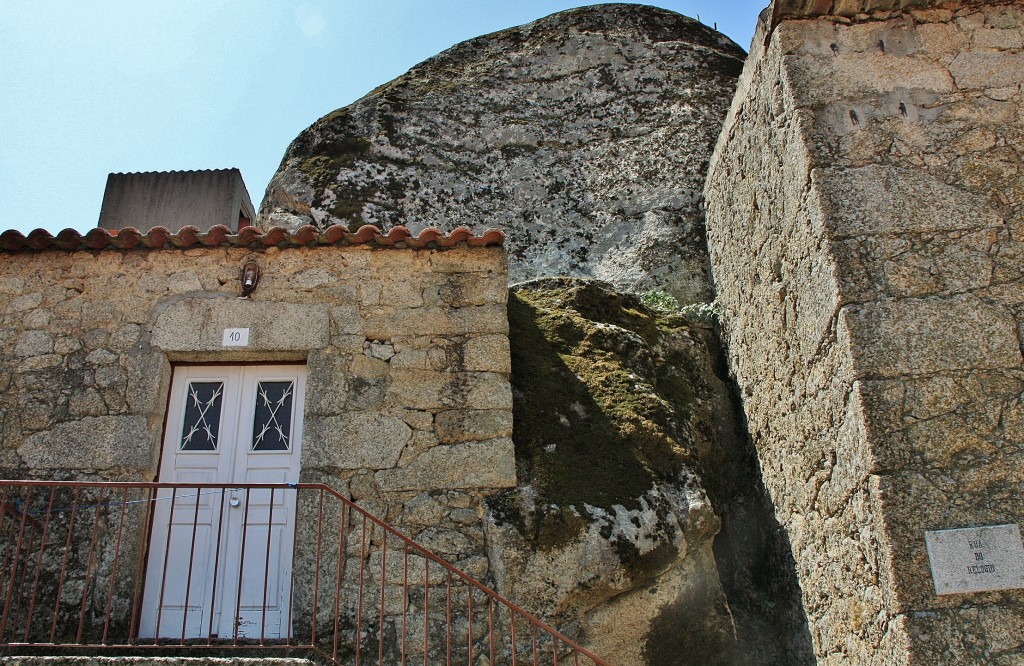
[[925, 524, 1024, 595]]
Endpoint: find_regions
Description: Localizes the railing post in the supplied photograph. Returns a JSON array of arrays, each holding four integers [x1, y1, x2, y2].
[[355, 514, 368, 666], [401, 544, 409, 664], [128, 485, 156, 643], [181, 485, 203, 644], [331, 496, 348, 663], [233, 486, 252, 644], [206, 487, 227, 644], [76, 487, 107, 644], [261, 486, 275, 646], [153, 485, 178, 643], [287, 485, 300, 649], [50, 486, 81, 644], [310, 487, 324, 648], [378, 527, 387, 665]]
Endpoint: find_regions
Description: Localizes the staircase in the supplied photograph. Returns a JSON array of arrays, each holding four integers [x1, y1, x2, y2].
[[0, 480, 607, 665]]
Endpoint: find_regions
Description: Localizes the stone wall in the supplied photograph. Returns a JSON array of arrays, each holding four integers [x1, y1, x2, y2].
[[772, 0, 1007, 22], [705, 2, 1024, 663], [0, 240, 514, 565]]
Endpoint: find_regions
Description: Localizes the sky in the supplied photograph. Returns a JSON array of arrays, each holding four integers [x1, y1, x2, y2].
[[0, 1, 767, 235]]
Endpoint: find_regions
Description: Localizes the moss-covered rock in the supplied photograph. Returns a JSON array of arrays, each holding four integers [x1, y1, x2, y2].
[[484, 278, 738, 665], [504, 277, 712, 515]]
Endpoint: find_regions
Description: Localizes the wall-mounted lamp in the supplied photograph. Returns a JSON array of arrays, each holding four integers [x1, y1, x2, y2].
[[240, 261, 260, 298]]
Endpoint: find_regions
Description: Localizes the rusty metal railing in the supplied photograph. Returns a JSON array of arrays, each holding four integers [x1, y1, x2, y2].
[[0, 480, 607, 665]]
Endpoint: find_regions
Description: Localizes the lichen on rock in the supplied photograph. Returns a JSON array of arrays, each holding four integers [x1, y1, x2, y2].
[[259, 3, 746, 303]]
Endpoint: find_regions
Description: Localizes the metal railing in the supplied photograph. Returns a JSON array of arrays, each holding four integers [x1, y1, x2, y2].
[[0, 480, 608, 665]]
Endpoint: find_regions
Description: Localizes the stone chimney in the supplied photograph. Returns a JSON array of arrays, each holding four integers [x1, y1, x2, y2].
[[97, 168, 255, 233]]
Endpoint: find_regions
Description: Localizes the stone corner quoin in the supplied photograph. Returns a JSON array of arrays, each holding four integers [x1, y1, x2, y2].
[[705, 1, 1024, 664]]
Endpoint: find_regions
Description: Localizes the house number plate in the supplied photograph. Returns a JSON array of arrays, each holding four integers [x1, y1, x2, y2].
[[925, 524, 1024, 595], [222, 328, 250, 347]]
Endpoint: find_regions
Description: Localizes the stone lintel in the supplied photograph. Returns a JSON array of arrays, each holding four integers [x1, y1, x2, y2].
[[152, 298, 330, 354]]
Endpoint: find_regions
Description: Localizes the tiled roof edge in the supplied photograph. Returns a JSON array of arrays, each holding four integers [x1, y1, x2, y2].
[[0, 224, 505, 253]]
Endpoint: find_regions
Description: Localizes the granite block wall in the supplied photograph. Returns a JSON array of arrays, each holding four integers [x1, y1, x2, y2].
[[0, 241, 514, 565], [705, 2, 1024, 663]]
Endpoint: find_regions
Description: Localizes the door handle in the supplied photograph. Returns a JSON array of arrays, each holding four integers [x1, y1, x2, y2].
[[229, 496, 241, 508]]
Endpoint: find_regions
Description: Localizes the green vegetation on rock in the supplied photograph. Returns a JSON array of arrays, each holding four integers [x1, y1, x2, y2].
[[639, 289, 680, 313], [505, 278, 709, 521]]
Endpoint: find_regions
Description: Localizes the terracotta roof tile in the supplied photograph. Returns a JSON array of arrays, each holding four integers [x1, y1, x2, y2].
[[0, 224, 505, 253]]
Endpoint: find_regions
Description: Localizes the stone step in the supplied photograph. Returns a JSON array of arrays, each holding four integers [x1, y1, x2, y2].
[[3, 657, 318, 666]]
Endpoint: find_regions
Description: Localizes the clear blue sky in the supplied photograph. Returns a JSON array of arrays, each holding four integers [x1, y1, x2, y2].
[[0, 1, 766, 235]]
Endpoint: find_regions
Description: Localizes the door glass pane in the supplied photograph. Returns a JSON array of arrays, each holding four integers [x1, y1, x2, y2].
[[251, 381, 294, 451], [181, 382, 224, 451]]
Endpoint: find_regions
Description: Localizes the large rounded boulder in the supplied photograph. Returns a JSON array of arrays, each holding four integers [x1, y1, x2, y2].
[[258, 4, 745, 302]]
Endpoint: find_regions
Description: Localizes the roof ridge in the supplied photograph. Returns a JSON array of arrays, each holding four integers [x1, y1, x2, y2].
[[107, 168, 241, 176], [0, 224, 505, 253]]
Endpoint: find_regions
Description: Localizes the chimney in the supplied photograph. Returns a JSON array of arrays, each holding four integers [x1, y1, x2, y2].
[[97, 168, 255, 233]]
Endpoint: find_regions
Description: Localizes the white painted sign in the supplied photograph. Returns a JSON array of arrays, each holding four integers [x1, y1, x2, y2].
[[925, 524, 1024, 595], [222, 328, 250, 347]]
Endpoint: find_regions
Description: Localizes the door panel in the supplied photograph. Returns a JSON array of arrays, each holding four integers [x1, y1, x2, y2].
[[140, 365, 305, 640], [213, 485, 296, 640], [139, 491, 221, 639]]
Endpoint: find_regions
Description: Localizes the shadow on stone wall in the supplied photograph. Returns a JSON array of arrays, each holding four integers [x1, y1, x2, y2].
[[703, 329, 817, 664]]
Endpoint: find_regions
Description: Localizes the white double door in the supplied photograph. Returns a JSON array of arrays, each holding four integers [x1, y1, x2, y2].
[[140, 365, 306, 640]]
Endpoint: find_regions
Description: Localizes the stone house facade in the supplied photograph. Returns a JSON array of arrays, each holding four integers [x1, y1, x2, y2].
[[0, 223, 515, 642], [0, 221, 514, 524]]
